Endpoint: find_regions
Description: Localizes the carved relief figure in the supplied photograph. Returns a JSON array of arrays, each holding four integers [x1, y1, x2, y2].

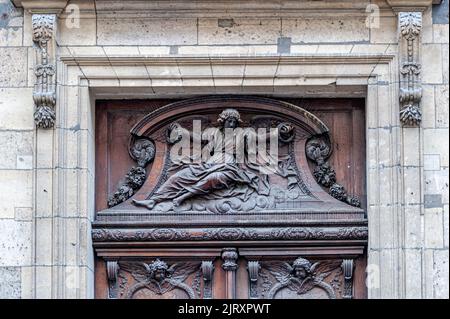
[[119, 259, 199, 299], [133, 109, 300, 213], [260, 257, 342, 299]]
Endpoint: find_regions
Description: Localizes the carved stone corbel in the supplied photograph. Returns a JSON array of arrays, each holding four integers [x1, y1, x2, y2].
[[32, 14, 57, 129], [247, 261, 261, 299], [398, 12, 423, 126], [201, 261, 214, 299], [306, 135, 361, 207], [341, 259, 354, 299]]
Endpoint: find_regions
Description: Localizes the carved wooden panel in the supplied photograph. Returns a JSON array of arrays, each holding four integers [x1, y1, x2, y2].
[[93, 96, 367, 299]]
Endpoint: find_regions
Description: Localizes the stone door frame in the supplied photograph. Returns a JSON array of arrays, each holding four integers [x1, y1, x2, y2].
[[27, 52, 422, 298]]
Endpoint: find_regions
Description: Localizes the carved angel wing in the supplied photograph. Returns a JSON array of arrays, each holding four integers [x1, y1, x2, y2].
[[264, 261, 293, 284], [167, 262, 200, 283], [118, 262, 150, 283], [310, 260, 342, 281]]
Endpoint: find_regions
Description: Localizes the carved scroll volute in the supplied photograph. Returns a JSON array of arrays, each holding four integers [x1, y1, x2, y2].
[[201, 261, 214, 299], [306, 135, 361, 207], [107, 138, 156, 207], [106, 261, 119, 299], [341, 259, 354, 299], [221, 248, 238, 299], [247, 261, 261, 299], [398, 12, 423, 126], [32, 14, 57, 129]]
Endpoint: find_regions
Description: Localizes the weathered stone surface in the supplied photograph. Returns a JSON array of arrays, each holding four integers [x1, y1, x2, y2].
[[0, 267, 21, 299], [97, 18, 197, 45], [0, 220, 31, 266], [283, 17, 369, 43], [0, 131, 33, 170], [0, 48, 27, 87], [198, 18, 280, 45], [433, 250, 449, 298], [435, 85, 449, 128], [424, 129, 449, 166], [0, 88, 34, 130], [0, 171, 32, 219]]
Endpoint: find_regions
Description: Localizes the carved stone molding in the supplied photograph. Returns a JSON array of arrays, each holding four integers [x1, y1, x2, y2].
[[306, 135, 361, 207], [92, 226, 368, 242], [32, 14, 57, 129], [398, 12, 423, 126], [108, 138, 155, 207]]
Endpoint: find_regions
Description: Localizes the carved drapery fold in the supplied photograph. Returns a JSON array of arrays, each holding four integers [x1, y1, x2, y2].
[[398, 12, 423, 126], [32, 14, 57, 129]]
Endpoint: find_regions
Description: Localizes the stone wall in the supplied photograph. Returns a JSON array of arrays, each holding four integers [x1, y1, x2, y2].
[[0, 0, 448, 298]]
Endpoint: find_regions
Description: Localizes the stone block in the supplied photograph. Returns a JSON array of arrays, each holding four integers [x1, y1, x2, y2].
[[433, 250, 449, 298], [404, 249, 423, 298], [0, 267, 21, 299], [0, 131, 33, 169], [58, 18, 96, 46], [0, 27, 22, 46], [14, 207, 32, 222], [444, 204, 449, 248], [0, 170, 32, 219], [198, 18, 280, 45], [98, 18, 197, 45], [442, 44, 449, 84], [0, 88, 34, 130], [0, 220, 31, 266], [424, 154, 441, 171], [35, 217, 53, 265], [421, 85, 436, 129], [404, 205, 423, 249], [424, 168, 449, 204], [424, 207, 444, 248], [283, 17, 369, 43], [403, 128, 421, 167], [370, 17, 397, 44], [0, 47, 28, 87], [422, 44, 443, 84], [433, 24, 449, 43], [435, 85, 449, 128], [424, 129, 449, 166]]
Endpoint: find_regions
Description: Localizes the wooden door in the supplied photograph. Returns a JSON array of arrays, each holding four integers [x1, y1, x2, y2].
[[93, 96, 367, 299]]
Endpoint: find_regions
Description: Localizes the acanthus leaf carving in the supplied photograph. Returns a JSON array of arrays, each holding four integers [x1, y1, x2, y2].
[[32, 14, 57, 129], [398, 12, 423, 127]]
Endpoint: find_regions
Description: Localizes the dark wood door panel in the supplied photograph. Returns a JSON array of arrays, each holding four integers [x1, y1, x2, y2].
[[93, 96, 367, 299]]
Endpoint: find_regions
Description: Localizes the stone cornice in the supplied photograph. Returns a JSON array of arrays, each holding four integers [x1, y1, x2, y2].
[[12, 0, 439, 17], [387, 0, 438, 12], [12, 0, 68, 13]]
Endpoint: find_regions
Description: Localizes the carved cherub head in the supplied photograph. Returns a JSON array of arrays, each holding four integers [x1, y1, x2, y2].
[[146, 259, 170, 282], [292, 257, 312, 279], [217, 108, 242, 129]]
